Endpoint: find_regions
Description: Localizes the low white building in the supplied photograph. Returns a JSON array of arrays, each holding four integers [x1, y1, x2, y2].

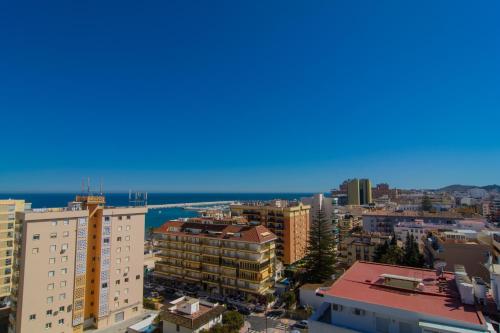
[[162, 297, 224, 333], [309, 261, 495, 333], [299, 282, 334, 311]]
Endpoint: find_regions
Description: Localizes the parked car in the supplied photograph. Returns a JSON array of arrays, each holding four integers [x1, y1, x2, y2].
[[293, 320, 308, 329], [267, 309, 285, 318], [254, 304, 266, 313], [237, 306, 251, 315]]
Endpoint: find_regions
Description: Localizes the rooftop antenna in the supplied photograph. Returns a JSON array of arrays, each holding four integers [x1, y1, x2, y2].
[[99, 178, 103, 196]]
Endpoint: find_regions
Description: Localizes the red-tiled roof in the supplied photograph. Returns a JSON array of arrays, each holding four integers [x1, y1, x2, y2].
[[321, 261, 485, 326], [154, 221, 277, 244]]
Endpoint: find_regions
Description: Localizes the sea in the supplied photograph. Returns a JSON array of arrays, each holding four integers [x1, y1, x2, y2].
[[0, 193, 312, 230]]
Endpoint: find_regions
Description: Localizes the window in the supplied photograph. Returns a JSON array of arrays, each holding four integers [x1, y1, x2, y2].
[[124, 267, 130, 273], [116, 269, 121, 275], [49, 258, 55, 264], [126, 225, 131, 231], [50, 245, 56, 253], [105, 216, 110, 221], [33, 234, 40, 240], [136, 274, 140, 280], [126, 215, 131, 220], [118, 226, 122, 232], [115, 311, 124, 322], [125, 256, 129, 263], [46, 310, 52, 316], [353, 308, 365, 316], [50, 233, 57, 239], [61, 243, 68, 250], [63, 231, 69, 237], [104, 238, 110, 244], [47, 296, 53, 304], [115, 291, 120, 297], [51, 221, 57, 226], [47, 283, 54, 290], [124, 298, 129, 304], [115, 280, 120, 285], [126, 246, 130, 252], [332, 303, 343, 311], [125, 236, 130, 241], [63, 220, 69, 226], [48, 271, 55, 277], [132, 306, 138, 312], [45, 322, 52, 329], [32, 248, 39, 254], [60, 281, 67, 287], [117, 237, 122, 242], [61, 268, 67, 275], [61, 256, 68, 262], [101, 282, 108, 288], [58, 319, 64, 325], [124, 277, 129, 283], [29, 314, 36, 320], [59, 293, 66, 300], [124, 288, 129, 294], [59, 306, 64, 312], [116, 247, 121, 253], [118, 216, 123, 220], [116, 258, 121, 264]]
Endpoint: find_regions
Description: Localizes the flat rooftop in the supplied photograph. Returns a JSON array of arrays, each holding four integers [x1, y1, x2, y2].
[[320, 261, 486, 326]]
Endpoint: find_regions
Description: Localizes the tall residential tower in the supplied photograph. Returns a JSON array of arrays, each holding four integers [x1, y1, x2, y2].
[[347, 178, 372, 205], [9, 195, 147, 333]]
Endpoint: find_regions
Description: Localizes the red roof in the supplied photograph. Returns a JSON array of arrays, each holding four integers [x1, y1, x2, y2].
[[321, 261, 485, 326], [154, 221, 277, 244]]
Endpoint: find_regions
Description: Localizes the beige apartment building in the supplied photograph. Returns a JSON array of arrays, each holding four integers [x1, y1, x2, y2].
[[9, 195, 147, 333], [338, 233, 391, 267], [230, 200, 310, 265], [0, 200, 28, 303], [154, 221, 277, 299]]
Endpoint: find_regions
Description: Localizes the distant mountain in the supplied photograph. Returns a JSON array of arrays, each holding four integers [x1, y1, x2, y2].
[[438, 184, 500, 192]]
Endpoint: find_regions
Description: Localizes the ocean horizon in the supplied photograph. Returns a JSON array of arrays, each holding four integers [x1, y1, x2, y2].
[[0, 192, 314, 229]]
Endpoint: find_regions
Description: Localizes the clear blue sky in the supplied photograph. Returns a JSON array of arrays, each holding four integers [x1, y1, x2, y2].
[[1, 0, 499, 192]]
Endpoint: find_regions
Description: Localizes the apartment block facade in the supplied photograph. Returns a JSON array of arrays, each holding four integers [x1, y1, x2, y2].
[[9, 195, 147, 333], [0, 200, 28, 303], [230, 201, 310, 265], [338, 233, 391, 267], [154, 221, 276, 299]]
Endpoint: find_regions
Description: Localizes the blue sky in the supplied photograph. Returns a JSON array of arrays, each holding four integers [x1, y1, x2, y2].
[[0, 0, 499, 192]]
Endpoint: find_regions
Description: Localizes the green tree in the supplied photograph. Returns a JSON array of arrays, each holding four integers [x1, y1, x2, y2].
[[402, 234, 425, 268], [373, 240, 389, 262], [421, 196, 433, 211], [222, 311, 244, 333], [282, 291, 296, 310], [304, 208, 336, 282], [265, 293, 275, 305], [380, 245, 404, 265]]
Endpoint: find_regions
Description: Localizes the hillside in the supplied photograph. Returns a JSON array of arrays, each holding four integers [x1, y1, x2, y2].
[[438, 184, 500, 192]]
